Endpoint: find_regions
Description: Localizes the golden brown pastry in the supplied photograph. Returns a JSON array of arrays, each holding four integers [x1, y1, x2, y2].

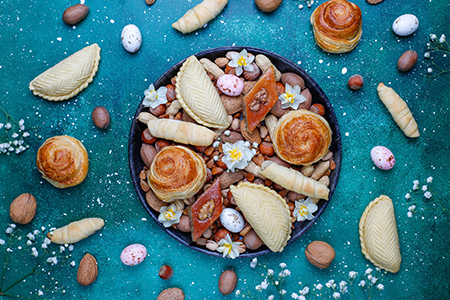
[[147, 146, 207, 202], [272, 110, 332, 166], [310, 0, 362, 53], [36, 135, 89, 188], [359, 195, 401, 273], [377, 83, 419, 138]]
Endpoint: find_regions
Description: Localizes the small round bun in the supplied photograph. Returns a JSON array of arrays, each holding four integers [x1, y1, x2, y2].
[[310, 0, 362, 53], [36, 135, 89, 188]]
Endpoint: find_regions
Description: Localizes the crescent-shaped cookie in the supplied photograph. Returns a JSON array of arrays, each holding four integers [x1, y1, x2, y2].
[[36, 135, 89, 188], [359, 195, 401, 273], [29, 43, 101, 101], [175, 55, 230, 129], [230, 182, 291, 252], [48, 217, 104, 244]]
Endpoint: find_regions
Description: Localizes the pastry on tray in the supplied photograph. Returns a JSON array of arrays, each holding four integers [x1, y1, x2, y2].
[[36, 135, 89, 188], [230, 182, 292, 252], [147, 145, 207, 202], [29, 44, 101, 101], [310, 0, 362, 53], [243, 66, 279, 133], [146, 118, 218, 146], [359, 195, 401, 273], [175, 55, 230, 129], [272, 109, 332, 166], [189, 178, 223, 241], [259, 160, 330, 200]]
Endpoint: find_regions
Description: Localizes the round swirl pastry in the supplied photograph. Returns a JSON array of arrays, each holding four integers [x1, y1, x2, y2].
[[273, 109, 332, 166], [147, 145, 207, 202], [310, 0, 362, 53], [36, 135, 89, 188]]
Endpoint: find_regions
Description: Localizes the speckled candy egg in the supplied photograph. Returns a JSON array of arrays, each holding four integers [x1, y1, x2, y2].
[[392, 14, 419, 36], [371, 146, 395, 170], [121, 24, 142, 53], [220, 208, 245, 233], [120, 244, 147, 266], [217, 74, 244, 96]]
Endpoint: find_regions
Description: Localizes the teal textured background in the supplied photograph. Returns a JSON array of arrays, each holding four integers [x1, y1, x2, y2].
[[0, 0, 449, 299]]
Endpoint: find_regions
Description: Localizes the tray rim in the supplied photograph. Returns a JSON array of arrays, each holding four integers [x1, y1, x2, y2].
[[128, 46, 342, 258]]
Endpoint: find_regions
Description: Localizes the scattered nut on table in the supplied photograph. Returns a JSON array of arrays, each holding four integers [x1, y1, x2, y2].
[[305, 241, 335, 269], [9, 193, 36, 225], [218, 269, 238, 295]]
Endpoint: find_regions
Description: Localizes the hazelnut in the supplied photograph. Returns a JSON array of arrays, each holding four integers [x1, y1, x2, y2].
[[310, 103, 325, 116], [158, 265, 174, 280], [348, 74, 364, 90], [305, 241, 335, 269]]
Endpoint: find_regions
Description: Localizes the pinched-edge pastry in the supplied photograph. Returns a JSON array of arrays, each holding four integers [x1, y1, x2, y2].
[[359, 195, 401, 273], [273, 109, 332, 166], [259, 160, 330, 200], [230, 182, 291, 252], [175, 55, 230, 129], [36, 135, 89, 188], [147, 145, 207, 202], [146, 119, 217, 146], [29, 43, 101, 101]]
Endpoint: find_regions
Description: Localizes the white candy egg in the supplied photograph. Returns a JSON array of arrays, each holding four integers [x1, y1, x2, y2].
[[392, 14, 419, 36], [120, 244, 147, 266], [121, 24, 142, 53], [220, 208, 245, 233], [370, 146, 395, 170]]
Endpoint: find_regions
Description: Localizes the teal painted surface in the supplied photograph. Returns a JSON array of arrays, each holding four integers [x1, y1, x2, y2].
[[0, 0, 449, 299]]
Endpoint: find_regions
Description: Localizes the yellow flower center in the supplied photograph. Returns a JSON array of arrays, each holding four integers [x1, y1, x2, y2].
[[286, 93, 295, 103], [298, 205, 308, 216], [230, 148, 242, 162], [237, 56, 247, 67], [223, 243, 232, 254], [164, 209, 175, 220]]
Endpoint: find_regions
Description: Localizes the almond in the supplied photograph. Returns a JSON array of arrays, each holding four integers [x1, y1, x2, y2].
[[77, 253, 98, 286], [63, 4, 89, 25], [397, 50, 418, 72], [92, 106, 110, 129], [255, 0, 283, 12], [10, 193, 36, 225], [157, 287, 185, 300]]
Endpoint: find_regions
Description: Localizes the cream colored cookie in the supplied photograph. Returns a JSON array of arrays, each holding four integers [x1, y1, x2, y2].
[[230, 182, 291, 252], [176, 55, 230, 129], [29, 44, 101, 101], [359, 195, 401, 273]]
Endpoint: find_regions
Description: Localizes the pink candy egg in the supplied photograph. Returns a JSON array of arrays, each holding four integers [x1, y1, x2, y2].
[[217, 74, 244, 96], [120, 244, 147, 266], [370, 146, 395, 170]]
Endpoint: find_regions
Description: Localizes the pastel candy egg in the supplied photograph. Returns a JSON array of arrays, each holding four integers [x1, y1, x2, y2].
[[220, 208, 245, 233], [371, 146, 395, 170], [121, 24, 142, 53], [120, 244, 147, 266], [392, 14, 419, 36], [217, 74, 244, 96]]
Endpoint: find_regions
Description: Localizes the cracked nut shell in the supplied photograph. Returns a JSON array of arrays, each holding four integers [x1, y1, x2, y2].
[[305, 241, 335, 269]]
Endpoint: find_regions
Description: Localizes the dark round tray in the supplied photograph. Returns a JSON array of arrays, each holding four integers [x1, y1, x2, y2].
[[129, 46, 341, 258]]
